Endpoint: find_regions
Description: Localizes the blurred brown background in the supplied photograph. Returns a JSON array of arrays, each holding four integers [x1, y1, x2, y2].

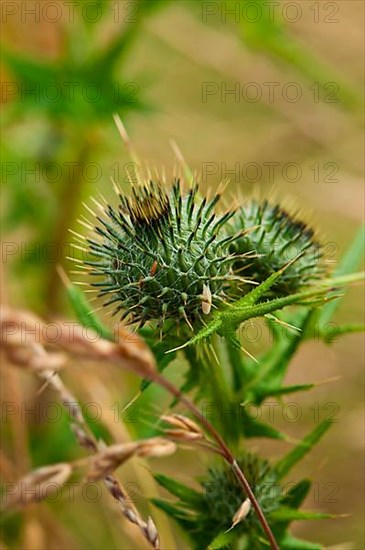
[[1, 1, 364, 548]]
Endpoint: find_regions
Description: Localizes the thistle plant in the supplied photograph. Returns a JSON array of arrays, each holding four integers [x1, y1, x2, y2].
[[3, 123, 363, 550], [152, 451, 329, 550], [67, 123, 363, 549], [1, 1, 363, 548]]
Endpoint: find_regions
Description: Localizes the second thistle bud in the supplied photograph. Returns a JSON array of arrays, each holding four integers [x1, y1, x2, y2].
[[230, 200, 325, 296]]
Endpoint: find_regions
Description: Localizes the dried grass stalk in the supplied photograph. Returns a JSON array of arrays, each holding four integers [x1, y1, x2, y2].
[[2, 463, 72, 510], [0, 306, 161, 549]]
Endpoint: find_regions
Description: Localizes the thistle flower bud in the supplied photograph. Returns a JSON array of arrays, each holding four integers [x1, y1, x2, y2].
[[85, 180, 240, 331], [230, 200, 326, 295], [153, 453, 283, 547]]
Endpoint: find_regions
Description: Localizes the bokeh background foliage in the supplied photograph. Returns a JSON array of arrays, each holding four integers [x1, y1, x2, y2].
[[1, 1, 364, 549]]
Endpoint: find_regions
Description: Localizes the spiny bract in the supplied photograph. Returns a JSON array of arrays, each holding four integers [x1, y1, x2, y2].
[[153, 452, 325, 549], [230, 200, 325, 296], [153, 453, 293, 550], [85, 180, 242, 329], [200, 454, 280, 538]]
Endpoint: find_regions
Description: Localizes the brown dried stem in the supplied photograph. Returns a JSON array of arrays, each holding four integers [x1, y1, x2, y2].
[[0, 307, 161, 549], [1, 306, 279, 549]]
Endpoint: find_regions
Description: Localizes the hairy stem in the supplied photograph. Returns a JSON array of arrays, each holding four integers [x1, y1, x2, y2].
[[153, 372, 280, 550]]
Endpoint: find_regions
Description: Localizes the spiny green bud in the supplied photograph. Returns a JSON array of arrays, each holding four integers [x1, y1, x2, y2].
[[201, 453, 280, 536], [153, 450, 324, 548], [153, 452, 283, 549], [230, 200, 326, 296], [84, 179, 243, 330]]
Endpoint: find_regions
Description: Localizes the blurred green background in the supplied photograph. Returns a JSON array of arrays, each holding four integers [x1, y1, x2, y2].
[[1, 1, 364, 548]]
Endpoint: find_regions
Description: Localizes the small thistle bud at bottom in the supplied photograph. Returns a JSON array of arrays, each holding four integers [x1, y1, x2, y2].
[[154, 453, 284, 549], [230, 200, 326, 296], [201, 454, 280, 537]]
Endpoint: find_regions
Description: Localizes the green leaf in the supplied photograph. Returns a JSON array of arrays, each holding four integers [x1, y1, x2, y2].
[[235, 266, 292, 308], [208, 530, 236, 549], [255, 383, 314, 401], [241, 410, 286, 440], [150, 498, 194, 531], [272, 479, 313, 541], [2, 48, 59, 88], [181, 272, 363, 349], [281, 479, 311, 510], [153, 474, 203, 507], [251, 310, 314, 400], [275, 421, 333, 479], [320, 322, 365, 343], [318, 226, 365, 326], [2, 47, 144, 121], [65, 280, 112, 340], [225, 339, 254, 391], [279, 534, 323, 550], [270, 506, 332, 522]]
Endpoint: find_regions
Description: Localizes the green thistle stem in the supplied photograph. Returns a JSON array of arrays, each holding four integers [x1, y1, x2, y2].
[[153, 372, 280, 550], [226, 339, 246, 392], [210, 335, 232, 399], [181, 271, 364, 348]]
